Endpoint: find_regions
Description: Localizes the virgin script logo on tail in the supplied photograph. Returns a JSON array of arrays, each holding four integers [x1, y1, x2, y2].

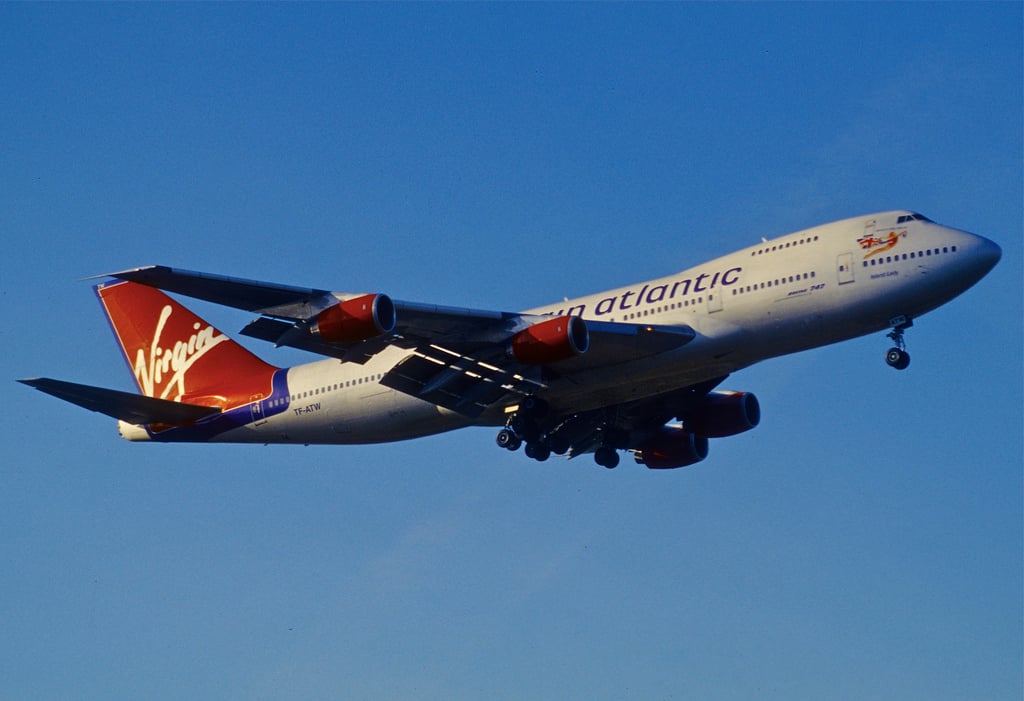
[[133, 304, 228, 400]]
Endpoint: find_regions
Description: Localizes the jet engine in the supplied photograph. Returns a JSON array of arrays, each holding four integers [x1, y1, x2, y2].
[[510, 316, 589, 365], [313, 293, 396, 343], [636, 426, 709, 469], [683, 391, 760, 438]]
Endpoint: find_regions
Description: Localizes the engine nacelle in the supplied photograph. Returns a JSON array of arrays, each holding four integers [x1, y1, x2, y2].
[[313, 293, 396, 344], [510, 315, 589, 365], [637, 427, 709, 469], [684, 391, 760, 438]]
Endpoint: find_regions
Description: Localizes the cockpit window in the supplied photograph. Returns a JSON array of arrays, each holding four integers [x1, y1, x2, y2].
[[897, 213, 933, 224]]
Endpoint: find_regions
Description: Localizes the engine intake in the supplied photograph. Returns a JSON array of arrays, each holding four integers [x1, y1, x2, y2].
[[637, 427, 709, 469], [510, 316, 589, 365], [313, 293, 396, 344]]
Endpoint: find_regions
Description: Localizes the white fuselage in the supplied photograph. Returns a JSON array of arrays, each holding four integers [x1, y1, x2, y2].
[[123, 211, 999, 444]]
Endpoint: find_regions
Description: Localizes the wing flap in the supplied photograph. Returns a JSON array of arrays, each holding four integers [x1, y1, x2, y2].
[[18, 378, 221, 425], [380, 346, 544, 417], [239, 316, 407, 364]]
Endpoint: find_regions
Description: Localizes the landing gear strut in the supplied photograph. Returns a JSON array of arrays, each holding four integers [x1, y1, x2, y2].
[[496, 397, 547, 459], [885, 316, 912, 370]]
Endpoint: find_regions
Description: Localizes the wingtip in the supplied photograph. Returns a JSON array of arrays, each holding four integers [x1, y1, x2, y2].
[[81, 265, 163, 282]]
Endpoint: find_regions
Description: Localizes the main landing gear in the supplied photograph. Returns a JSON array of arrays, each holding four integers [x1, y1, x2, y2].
[[496, 428, 553, 462], [884, 316, 912, 370], [495, 398, 622, 468], [496, 396, 549, 462]]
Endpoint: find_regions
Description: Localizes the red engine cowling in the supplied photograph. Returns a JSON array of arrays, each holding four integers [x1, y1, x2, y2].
[[510, 316, 589, 365], [684, 391, 760, 438], [313, 293, 396, 343], [637, 427, 709, 469]]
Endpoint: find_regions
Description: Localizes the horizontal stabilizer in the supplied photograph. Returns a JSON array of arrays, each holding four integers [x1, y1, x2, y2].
[[18, 378, 221, 425]]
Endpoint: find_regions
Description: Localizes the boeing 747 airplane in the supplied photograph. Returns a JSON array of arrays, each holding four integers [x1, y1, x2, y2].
[[20, 211, 1000, 469]]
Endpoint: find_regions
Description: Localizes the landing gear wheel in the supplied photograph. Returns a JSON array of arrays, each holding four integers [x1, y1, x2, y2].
[[885, 347, 910, 370], [524, 442, 551, 462], [594, 446, 620, 469], [496, 429, 521, 451], [549, 436, 571, 455]]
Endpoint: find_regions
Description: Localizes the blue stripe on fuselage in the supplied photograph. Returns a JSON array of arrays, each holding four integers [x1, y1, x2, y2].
[[141, 368, 291, 442]]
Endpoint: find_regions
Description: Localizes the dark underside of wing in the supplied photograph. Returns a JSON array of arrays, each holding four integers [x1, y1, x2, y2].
[[376, 323, 698, 418], [537, 375, 730, 458], [96, 265, 332, 313]]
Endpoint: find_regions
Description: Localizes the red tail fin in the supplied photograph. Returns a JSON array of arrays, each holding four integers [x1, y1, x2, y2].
[[95, 280, 279, 409]]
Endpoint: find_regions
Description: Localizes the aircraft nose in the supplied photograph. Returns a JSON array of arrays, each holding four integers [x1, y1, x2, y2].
[[978, 235, 1002, 271], [960, 230, 1002, 281], [970, 232, 1003, 270]]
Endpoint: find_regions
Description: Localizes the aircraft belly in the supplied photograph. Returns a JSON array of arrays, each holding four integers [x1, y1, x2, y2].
[[327, 389, 462, 443], [198, 384, 468, 445]]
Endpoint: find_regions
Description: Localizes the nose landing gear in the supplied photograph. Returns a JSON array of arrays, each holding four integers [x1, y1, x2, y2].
[[885, 316, 912, 370]]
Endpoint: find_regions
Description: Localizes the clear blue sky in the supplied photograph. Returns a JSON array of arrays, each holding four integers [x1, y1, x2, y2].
[[2, 4, 1021, 699]]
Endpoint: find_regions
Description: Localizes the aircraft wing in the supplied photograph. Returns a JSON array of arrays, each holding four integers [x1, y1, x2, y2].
[[18, 378, 221, 425], [101, 265, 696, 417], [92, 265, 336, 315], [100, 265, 529, 348]]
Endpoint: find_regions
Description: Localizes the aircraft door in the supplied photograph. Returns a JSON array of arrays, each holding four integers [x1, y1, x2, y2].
[[250, 395, 265, 424], [707, 291, 723, 313], [837, 253, 855, 285]]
